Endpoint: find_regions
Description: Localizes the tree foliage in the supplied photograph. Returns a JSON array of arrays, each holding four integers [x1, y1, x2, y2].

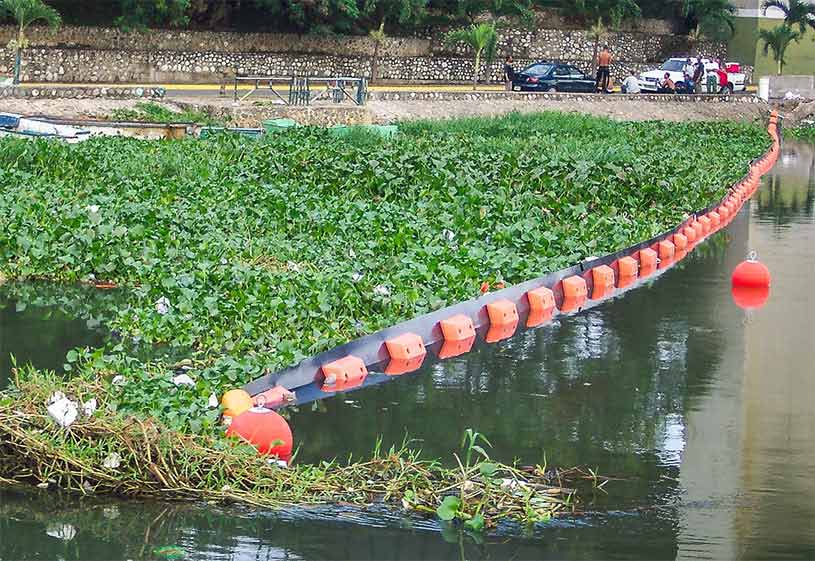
[[0, 0, 61, 83], [12, 0, 705, 34], [445, 21, 499, 88], [682, 0, 737, 40], [762, 0, 815, 34], [759, 24, 800, 74], [558, 0, 641, 27]]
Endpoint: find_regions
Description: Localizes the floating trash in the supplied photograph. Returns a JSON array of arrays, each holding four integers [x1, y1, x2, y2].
[[172, 374, 195, 387], [47, 393, 78, 428], [45, 523, 77, 541], [155, 296, 171, 315]]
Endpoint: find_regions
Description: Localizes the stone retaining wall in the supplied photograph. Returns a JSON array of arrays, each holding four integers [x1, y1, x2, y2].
[[0, 23, 729, 86], [0, 85, 165, 99], [369, 91, 764, 103]]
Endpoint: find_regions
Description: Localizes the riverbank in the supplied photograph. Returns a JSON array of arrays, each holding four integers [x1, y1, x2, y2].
[[0, 93, 770, 127], [0, 110, 774, 526]]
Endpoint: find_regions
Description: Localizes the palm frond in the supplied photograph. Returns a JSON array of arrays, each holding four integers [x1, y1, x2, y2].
[[0, 0, 61, 30]]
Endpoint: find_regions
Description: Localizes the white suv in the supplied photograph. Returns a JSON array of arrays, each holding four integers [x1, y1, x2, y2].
[[638, 57, 747, 94]]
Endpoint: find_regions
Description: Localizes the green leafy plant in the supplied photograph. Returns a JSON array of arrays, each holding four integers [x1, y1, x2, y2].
[[682, 0, 737, 40], [0, 0, 61, 84], [762, 0, 815, 34], [759, 24, 801, 74], [0, 111, 770, 434], [109, 102, 222, 125], [445, 22, 499, 89]]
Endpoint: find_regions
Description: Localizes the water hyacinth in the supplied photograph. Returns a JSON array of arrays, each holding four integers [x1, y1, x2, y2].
[[0, 111, 771, 434]]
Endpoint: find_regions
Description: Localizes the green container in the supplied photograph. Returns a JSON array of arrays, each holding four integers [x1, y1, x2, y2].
[[263, 118, 298, 134], [328, 124, 399, 139]]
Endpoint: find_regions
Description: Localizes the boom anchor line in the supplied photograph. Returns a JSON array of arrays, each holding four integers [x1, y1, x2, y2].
[[236, 112, 782, 410]]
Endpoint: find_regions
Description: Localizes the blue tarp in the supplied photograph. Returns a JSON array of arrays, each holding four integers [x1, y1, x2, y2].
[[0, 113, 20, 129]]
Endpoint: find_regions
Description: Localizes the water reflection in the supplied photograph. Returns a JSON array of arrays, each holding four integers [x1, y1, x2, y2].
[[0, 283, 120, 387]]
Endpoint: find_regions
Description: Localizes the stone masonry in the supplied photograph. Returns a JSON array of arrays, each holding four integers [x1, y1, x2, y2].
[[0, 23, 728, 86]]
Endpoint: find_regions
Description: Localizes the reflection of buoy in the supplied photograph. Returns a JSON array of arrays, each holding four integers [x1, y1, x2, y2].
[[221, 389, 253, 419], [226, 408, 293, 461], [731, 285, 770, 310], [732, 257, 771, 288]]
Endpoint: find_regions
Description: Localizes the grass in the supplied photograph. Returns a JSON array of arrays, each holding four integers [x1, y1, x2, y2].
[[0, 367, 597, 530], [108, 102, 223, 125]]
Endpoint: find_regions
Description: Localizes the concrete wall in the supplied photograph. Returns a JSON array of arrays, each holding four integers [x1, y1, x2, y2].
[[768, 75, 815, 99], [0, 24, 726, 86]]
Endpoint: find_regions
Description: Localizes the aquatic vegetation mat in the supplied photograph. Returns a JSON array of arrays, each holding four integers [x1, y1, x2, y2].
[[108, 101, 223, 125], [0, 111, 770, 433], [0, 370, 596, 529], [789, 124, 815, 143]]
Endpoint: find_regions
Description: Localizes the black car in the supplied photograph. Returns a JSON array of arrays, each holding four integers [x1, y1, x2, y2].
[[512, 62, 596, 93]]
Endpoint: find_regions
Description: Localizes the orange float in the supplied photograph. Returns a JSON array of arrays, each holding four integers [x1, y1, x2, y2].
[[226, 407, 293, 461], [221, 389, 253, 420]]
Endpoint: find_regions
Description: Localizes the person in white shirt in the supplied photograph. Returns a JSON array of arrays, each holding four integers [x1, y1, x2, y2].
[[621, 69, 640, 94]]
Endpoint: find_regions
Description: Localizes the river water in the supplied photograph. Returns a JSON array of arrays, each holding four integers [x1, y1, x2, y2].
[[1, 141, 813, 560]]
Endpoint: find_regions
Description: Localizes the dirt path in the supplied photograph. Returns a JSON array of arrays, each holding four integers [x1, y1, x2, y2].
[[0, 95, 770, 125]]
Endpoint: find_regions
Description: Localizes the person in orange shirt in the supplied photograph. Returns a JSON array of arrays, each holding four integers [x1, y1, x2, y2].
[[596, 45, 612, 93]]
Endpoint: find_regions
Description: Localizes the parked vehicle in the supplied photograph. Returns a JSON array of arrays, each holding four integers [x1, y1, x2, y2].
[[0, 113, 91, 143], [637, 58, 747, 94], [512, 62, 596, 93]]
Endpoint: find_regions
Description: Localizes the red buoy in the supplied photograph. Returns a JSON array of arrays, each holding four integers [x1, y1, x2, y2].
[[732, 256, 771, 288], [731, 285, 770, 310], [226, 407, 293, 462]]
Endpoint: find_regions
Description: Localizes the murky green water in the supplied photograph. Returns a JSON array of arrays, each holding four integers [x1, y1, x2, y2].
[[0, 284, 120, 388], [1, 141, 813, 560]]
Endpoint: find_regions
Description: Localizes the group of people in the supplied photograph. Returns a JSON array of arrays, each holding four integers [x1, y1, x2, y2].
[[501, 46, 733, 95], [621, 55, 732, 95]]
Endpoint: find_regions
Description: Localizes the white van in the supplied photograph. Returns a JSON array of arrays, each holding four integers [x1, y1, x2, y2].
[[638, 58, 747, 94]]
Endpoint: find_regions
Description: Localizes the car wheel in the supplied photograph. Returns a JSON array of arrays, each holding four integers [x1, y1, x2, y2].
[[723, 84, 733, 94], [546, 86, 557, 93]]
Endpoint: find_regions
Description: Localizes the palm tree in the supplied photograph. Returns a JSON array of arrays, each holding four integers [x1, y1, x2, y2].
[[759, 24, 801, 74], [0, 0, 61, 84], [682, 0, 737, 39], [445, 22, 499, 90], [762, 0, 815, 34], [369, 19, 386, 85], [588, 18, 609, 77]]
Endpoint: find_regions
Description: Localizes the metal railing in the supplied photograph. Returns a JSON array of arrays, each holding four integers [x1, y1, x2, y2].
[[225, 74, 367, 106]]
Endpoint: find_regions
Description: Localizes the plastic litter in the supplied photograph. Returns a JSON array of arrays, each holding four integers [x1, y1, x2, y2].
[[47, 393, 78, 428], [45, 523, 77, 541], [155, 296, 171, 315], [172, 374, 195, 386], [82, 398, 97, 417], [102, 452, 121, 469]]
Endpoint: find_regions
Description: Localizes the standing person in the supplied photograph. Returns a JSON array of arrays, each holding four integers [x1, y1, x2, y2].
[[684, 58, 695, 78], [621, 69, 640, 94], [596, 45, 612, 93], [716, 61, 730, 93], [503, 56, 515, 91], [692, 59, 705, 93]]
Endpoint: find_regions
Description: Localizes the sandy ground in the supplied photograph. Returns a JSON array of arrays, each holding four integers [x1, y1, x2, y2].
[[0, 95, 776, 125], [0, 98, 145, 120]]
